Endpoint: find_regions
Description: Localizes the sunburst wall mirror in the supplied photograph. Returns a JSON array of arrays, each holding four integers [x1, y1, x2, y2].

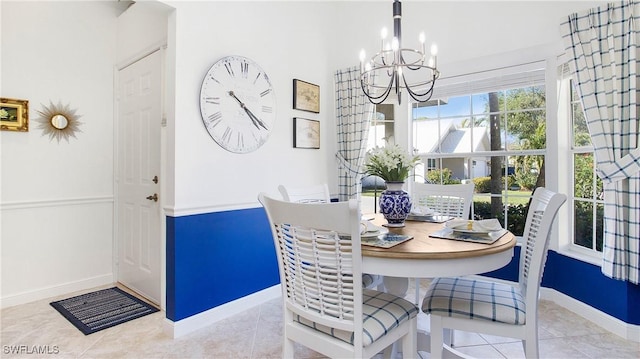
[[35, 101, 82, 143]]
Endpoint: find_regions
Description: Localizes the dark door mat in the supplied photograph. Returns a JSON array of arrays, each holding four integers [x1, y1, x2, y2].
[[50, 287, 159, 335]]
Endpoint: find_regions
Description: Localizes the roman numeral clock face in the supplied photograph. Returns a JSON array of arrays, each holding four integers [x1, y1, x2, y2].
[[200, 56, 276, 153]]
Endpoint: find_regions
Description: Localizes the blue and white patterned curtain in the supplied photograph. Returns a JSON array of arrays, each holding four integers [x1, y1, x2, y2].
[[561, 1, 640, 284], [334, 66, 375, 201]]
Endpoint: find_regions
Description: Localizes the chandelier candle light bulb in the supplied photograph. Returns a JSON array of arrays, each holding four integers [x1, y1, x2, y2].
[[359, 0, 440, 105], [381, 27, 388, 49], [431, 43, 438, 67]]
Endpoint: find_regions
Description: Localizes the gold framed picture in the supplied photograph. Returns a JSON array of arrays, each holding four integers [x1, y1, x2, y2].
[[293, 79, 319, 113], [1, 98, 29, 132], [293, 118, 320, 149]]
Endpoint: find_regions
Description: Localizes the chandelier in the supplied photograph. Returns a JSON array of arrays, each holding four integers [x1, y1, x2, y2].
[[359, 0, 440, 105]]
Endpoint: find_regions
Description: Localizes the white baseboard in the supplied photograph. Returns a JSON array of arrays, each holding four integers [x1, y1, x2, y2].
[[161, 280, 640, 343], [163, 285, 281, 338], [0, 274, 114, 309], [540, 287, 640, 343]]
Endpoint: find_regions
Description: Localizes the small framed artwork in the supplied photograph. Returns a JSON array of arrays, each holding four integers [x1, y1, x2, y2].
[[293, 118, 320, 149], [293, 79, 320, 113], [1, 97, 29, 132]]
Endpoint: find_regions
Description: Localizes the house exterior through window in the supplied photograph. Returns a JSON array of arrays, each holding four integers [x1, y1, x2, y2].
[[365, 60, 603, 256], [411, 64, 547, 236]]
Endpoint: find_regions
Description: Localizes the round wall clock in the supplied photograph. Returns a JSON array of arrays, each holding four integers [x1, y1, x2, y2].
[[200, 55, 276, 153]]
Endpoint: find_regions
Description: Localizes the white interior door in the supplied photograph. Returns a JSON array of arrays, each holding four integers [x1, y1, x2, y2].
[[116, 50, 162, 304]]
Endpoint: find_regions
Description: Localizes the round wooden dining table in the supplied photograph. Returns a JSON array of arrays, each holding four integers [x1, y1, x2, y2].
[[362, 214, 517, 280]]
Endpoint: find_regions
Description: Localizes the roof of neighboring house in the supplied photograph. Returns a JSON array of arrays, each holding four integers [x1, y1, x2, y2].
[[414, 119, 455, 153], [414, 119, 490, 154], [438, 127, 490, 153]]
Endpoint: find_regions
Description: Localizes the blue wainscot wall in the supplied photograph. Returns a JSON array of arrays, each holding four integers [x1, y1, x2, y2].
[[486, 247, 640, 325], [166, 206, 639, 327], [166, 207, 279, 321]]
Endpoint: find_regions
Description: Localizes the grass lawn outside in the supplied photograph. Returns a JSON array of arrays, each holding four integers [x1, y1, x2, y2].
[[473, 190, 533, 205], [362, 189, 534, 205]]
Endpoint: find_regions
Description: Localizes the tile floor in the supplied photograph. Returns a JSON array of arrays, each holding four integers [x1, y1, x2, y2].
[[1, 282, 638, 359]]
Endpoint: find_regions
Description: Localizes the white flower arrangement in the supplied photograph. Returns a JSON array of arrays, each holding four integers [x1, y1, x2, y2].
[[364, 145, 420, 182]]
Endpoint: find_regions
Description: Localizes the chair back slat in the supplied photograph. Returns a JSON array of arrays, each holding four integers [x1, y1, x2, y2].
[[418, 196, 466, 218], [522, 211, 543, 281], [279, 226, 355, 321], [259, 194, 362, 333], [413, 182, 475, 219], [518, 188, 567, 315], [278, 184, 331, 203]]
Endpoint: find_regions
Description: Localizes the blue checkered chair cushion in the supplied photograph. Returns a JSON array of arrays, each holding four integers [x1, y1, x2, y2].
[[422, 277, 526, 325], [294, 289, 418, 347]]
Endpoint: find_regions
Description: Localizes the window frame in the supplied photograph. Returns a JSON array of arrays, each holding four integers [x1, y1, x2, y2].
[[557, 70, 604, 260], [393, 47, 603, 267], [556, 64, 603, 265], [410, 70, 548, 235]]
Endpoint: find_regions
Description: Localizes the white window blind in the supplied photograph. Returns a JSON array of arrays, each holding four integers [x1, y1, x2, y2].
[[431, 61, 547, 100]]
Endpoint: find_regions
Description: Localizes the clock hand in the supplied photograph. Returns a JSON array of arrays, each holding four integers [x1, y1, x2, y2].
[[245, 107, 269, 131], [227, 91, 268, 130], [245, 109, 261, 130]]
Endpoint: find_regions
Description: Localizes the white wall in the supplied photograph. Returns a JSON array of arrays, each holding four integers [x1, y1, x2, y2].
[[336, 0, 608, 148], [165, 1, 338, 214], [117, 1, 170, 66], [333, 1, 610, 75], [0, 0, 612, 307], [1, 1, 118, 306]]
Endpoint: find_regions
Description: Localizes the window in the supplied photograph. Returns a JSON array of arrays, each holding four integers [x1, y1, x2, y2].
[[566, 76, 604, 253], [367, 104, 395, 150], [411, 65, 547, 236], [362, 104, 395, 214], [426, 158, 437, 171]]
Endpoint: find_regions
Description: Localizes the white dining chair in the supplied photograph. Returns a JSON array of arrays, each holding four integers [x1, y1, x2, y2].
[[412, 182, 475, 219], [422, 187, 566, 358], [278, 183, 331, 203], [278, 183, 383, 290], [411, 182, 475, 305], [258, 193, 418, 358]]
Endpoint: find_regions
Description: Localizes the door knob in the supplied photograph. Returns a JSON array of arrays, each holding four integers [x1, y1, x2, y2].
[[146, 193, 158, 202], [152, 175, 158, 184]]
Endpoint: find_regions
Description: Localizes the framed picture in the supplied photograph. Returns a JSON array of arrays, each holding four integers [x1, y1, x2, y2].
[[293, 79, 320, 113], [1, 98, 29, 132], [293, 118, 320, 149]]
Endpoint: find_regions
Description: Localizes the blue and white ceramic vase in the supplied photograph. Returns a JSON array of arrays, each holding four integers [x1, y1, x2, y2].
[[379, 181, 412, 227]]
